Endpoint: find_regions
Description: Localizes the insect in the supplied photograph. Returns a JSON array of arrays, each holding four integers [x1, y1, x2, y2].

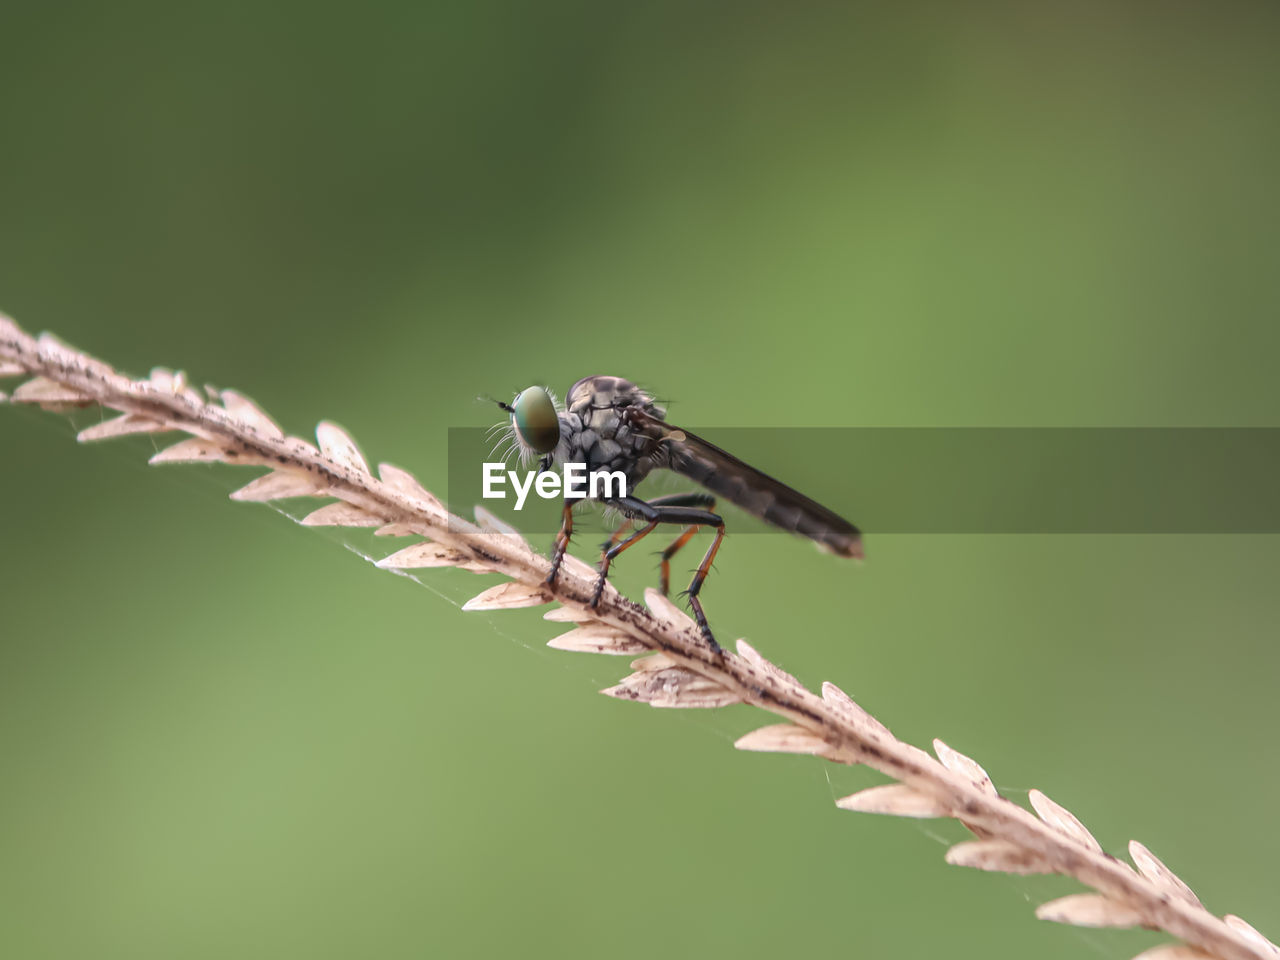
[[495, 376, 862, 653]]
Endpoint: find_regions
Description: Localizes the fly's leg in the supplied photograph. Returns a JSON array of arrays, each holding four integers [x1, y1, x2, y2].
[[683, 520, 726, 653], [643, 493, 717, 596], [591, 520, 659, 607], [597, 490, 709, 561], [599, 519, 635, 555], [601, 496, 725, 653], [546, 501, 573, 587], [660, 528, 699, 596]]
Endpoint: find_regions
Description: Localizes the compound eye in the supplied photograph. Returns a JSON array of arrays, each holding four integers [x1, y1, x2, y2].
[[511, 386, 560, 454]]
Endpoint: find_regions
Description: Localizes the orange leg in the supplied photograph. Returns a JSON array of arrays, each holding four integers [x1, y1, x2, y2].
[[658, 525, 701, 596], [605, 519, 635, 548], [598, 493, 724, 653], [646, 494, 716, 596], [590, 520, 659, 607]]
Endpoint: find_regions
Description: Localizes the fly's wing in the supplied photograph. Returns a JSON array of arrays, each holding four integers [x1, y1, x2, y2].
[[630, 410, 863, 558]]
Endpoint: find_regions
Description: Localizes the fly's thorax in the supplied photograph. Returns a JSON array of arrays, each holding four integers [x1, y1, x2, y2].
[[555, 408, 657, 494], [566, 376, 665, 421], [566, 376, 638, 415]]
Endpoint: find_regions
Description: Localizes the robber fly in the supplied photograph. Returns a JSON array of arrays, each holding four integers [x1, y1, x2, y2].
[[494, 376, 861, 653]]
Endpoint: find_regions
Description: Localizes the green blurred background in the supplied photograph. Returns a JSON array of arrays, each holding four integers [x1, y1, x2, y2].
[[2, 2, 1277, 958]]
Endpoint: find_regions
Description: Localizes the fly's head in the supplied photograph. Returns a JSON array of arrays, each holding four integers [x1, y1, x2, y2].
[[492, 385, 563, 468]]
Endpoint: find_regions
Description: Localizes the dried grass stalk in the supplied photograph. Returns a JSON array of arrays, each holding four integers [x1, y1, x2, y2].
[[1, 313, 1274, 960]]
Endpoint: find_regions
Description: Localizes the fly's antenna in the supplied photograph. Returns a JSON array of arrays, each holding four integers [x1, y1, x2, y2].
[[477, 393, 516, 414]]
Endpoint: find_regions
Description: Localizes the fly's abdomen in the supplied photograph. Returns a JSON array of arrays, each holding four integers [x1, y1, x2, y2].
[[667, 438, 863, 559]]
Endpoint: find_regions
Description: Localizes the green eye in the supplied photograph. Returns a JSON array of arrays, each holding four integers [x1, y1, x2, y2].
[[511, 386, 560, 454]]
